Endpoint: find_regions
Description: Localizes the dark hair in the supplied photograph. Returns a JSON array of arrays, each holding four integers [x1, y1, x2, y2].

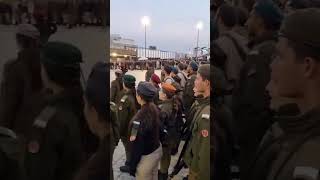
[[16, 34, 39, 49], [130, 102, 160, 140], [288, 40, 320, 61], [137, 90, 154, 103], [85, 86, 107, 121], [124, 83, 140, 109], [162, 89, 175, 99], [217, 4, 237, 28]]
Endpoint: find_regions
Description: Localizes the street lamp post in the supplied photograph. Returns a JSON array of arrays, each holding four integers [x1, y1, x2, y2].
[[141, 16, 150, 58], [196, 21, 203, 61]]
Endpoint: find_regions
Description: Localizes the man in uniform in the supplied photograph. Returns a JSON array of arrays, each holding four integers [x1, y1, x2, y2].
[[183, 64, 210, 180], [110, 69, 123, 102], [183, 61, 198, 115], [231, 0, 283, 175], [162, 65, 174, 84], [24, 42, 83, 180], [116, 74, 138, 173], [158, 83, 177, 180], [246, 8, 320, 180], [145, 61, 155, 82]]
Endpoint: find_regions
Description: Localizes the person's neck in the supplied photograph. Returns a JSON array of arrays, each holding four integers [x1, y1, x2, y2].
[[296, 87, 320, 114], [202, 90, 210, 98], [97, 126, 107, 140]]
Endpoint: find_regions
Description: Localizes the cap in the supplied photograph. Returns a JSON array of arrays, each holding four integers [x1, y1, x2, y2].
[[161, 83, 176, 94], [41, 41, 83, 65], [137, 81, 157, 100], [151, 74, 161, 84], [16, 24, 40, 39], [254, 0, 283, 30], [85, 62, 107, 116], [279, 8, 320, 50], [189, 61, 199, 71], [123, 74, 136, 85], [198, 64, 210, 81], [171, 67, 179, 74]]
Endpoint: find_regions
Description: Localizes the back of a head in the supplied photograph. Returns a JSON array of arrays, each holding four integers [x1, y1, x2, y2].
[[235, 7, 249, 26], [217, 4, 237, 28]]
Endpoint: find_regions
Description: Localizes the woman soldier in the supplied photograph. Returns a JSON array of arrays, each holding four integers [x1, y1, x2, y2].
[[129, 82, 162, 180], [74, 62, 110, 180], [117, 74, 138, 173]]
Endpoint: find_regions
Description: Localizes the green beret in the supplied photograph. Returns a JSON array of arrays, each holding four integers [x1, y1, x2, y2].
[[41, 41, 82, 66], [198, 64, 210, 81], [279, 8, 320, 49], [123, 74, 136, 85]]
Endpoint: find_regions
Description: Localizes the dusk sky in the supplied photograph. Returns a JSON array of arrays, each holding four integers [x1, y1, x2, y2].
[[111, 0, 210, 54]]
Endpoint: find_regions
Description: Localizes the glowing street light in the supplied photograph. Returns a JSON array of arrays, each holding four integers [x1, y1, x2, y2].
[[141, 16, 151, 58]]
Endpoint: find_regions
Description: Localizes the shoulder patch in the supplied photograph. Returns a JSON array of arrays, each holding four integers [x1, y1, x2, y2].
[[201, 129, 209, 137], [121, 95, 128, 103], [293, 166, 319, 180], [249, 50, 259, 55], [33, 106, 56, 129], [202, 114, 210, 119]]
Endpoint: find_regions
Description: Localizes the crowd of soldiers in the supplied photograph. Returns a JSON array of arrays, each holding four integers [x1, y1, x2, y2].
[[212, 0, 320, 179], [0, 24, 108, 180], [0, 0, 107, 27], [110, 60, 211, 180]]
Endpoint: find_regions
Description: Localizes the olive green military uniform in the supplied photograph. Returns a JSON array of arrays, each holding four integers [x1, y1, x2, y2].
[[24, 91, 83, 180], [0, 48, 42, 131], [232, 33, 276, 174], [183, 73, 197, 113], [0, 127, 25, 180], [145, 67, 155, 82], [116, 90, 137, 164], [110, 101, 120, 149], [110, 78, 123, 103], [158, 99, 175, 174], [183, 97, 210, 180]]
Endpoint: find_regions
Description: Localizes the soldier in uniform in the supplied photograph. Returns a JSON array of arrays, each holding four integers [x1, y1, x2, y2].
[[0, 24, 43, 134], [110, 69, 123, 102], [158, 83, 177, 180], [183, 64, 210, 180], [162, 65, 174, 84], [0, 126, 25, 180], [24, 42, 83, 180], [145, 61, 155, 82], [231, 0, 283, 175], [183, 61, 198, 115], [117, 74, 138, 173], [74, 62, 110, 180], [128, 82, 162, 180], [246, 8, 320, 180], [149, 73, 161, 105], [212, 66, 235, 180]]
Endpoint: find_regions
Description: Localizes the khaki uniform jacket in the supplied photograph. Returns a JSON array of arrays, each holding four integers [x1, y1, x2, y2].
[[0, 49, 42, 131], [115, 90, 137, 137], [24, 91, 83, 180], [184, 97, 210, 180], [248, 106, 320, 180]]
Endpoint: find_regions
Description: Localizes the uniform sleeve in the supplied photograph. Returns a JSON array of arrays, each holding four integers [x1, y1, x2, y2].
[[129, 129, 145, 176], [48, 113, 82, 180], [0, 64, 23, 128], [110, 81, 117, 102], [198, 108, 210, 180]]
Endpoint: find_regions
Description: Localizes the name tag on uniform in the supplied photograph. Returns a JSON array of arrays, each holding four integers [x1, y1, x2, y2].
[[202, 114, 210, 119], [293, 166, 319, 180]]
